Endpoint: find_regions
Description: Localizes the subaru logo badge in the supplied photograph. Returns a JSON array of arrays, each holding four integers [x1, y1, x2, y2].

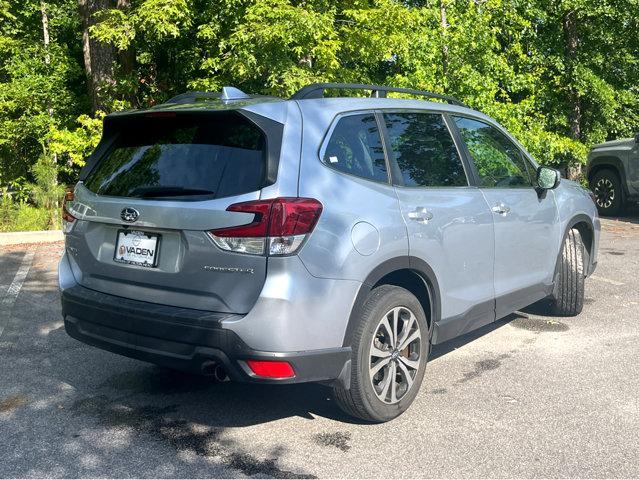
[[120, 207, 139, 223]]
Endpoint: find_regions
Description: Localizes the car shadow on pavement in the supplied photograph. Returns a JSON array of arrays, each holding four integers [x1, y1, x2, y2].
[[430, 314, 517, 362], [94, 364, 359, 425], [430, 299, 565, 362], [41, 328, 366, 428]]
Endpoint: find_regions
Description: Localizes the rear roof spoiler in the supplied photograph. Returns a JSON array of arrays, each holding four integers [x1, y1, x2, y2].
[[164, 87, 251, 105]]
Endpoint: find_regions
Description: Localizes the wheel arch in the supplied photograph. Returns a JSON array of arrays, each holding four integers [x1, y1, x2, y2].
[[341, 257, 440, 348], [558, 214, 596, 277]]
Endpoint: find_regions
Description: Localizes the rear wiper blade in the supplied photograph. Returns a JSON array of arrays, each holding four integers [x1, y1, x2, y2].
[[131, 186, 216, 198]]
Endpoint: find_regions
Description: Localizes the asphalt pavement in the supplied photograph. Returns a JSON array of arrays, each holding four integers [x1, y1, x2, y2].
[[1, 213, 638, 478]]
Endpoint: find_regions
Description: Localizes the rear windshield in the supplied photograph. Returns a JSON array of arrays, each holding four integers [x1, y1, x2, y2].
[[84, 112, 267, 200]]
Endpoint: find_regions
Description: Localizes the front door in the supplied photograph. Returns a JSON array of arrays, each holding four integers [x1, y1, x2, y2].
[[452, 116, 561, 319]]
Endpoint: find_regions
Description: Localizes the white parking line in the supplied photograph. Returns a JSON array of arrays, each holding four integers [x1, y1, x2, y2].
[[590, 275, 625, 286], [0, 250, 35, 338]]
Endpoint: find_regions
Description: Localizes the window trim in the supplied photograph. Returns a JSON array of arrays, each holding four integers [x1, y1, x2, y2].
[[318, 110, 393, 186], [376, 109, 472, 189], [316, 108, 540, 191], [447, 113, 540, 190]]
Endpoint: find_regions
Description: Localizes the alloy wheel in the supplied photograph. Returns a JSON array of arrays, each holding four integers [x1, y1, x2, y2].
[[594, 178, 615, 209], [369, 306, 422, 404]]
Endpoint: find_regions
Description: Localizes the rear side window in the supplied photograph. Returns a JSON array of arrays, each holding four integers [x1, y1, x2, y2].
[[84, 112, 267, 199], [384, 112, 467, 187], [322, 114, 388, 183]]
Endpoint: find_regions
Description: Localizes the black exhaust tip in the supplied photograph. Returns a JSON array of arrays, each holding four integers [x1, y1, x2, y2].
[[201, 360, 217, 376], [201, 360, 229, 382], [214, 364, 229, 382]]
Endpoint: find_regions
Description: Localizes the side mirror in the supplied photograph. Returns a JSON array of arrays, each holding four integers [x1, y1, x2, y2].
[[537, 166, 561, 190], [634, 132, 639, 144]]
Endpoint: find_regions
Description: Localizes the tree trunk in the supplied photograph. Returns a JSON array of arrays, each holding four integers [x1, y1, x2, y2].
[[40, 1, 51, 67], [40, 1, 59, 216], [40, 1, 54, 121], [563, 9, 582, 179], [439, 0, 449, 92], [40, 2, 58, 165], [563, 9, 581, 140], [78, 0, 117, 113], [115, 0, 137, 107]]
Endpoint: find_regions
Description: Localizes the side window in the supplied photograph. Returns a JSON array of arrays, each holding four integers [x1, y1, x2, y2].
[[322, 114, 388, 183], [384, 112, 467, 187], [453, 116, 533, 188]]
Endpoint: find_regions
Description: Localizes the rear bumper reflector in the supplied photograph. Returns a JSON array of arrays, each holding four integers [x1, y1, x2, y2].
[[246, 360, 295, 378]]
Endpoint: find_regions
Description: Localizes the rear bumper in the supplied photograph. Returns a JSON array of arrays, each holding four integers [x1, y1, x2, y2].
[[61, 283, 350, 385]]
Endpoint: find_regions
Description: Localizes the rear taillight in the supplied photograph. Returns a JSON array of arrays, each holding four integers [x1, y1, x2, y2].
[[208, 197, 323, 256], [62, 188, 76, 234]]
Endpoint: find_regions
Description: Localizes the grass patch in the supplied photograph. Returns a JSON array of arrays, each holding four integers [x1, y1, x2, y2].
[[0, 199, 60, 232]]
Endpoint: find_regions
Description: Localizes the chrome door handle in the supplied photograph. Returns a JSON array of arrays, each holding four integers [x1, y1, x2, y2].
[[492, 203, 511, 216], [407, 207, 434, 224]]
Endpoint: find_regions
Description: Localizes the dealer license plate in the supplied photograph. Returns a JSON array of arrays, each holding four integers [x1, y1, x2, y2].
[[114, 230, 160, 267]]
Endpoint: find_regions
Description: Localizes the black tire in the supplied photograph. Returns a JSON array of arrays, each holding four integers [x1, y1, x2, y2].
[[549, 228, 585, 316], [333, 285, 429, 423], [591, 169, 624, 216]]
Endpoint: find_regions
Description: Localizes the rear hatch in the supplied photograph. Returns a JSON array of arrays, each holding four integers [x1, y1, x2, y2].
[[65, 108, 284, 314]]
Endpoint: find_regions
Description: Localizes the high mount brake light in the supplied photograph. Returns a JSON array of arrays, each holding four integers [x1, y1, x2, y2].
[[207, 197, 323, 256], [144, 111, 177, 118]]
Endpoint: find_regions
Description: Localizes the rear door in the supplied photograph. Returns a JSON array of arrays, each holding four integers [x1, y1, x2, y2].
[[383, 111, 496, 342], [65, 110, 284, 314], [452, 116, 560, 318]]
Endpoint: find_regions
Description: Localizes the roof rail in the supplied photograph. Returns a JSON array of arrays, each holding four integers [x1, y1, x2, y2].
[[165, 87, 251, 105], [290, 83, 467, 107]]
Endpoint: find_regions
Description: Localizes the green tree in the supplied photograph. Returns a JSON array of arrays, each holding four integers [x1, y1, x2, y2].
[[2, 0, 639, 231]]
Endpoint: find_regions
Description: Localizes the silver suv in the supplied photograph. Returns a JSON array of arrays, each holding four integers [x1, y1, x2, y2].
[[59, 83, 600, 422]]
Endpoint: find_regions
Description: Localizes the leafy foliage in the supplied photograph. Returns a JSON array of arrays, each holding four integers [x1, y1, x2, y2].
[[49, 112, 104, 172], [28, 154, 65, 228], [0, 198, 54, 232], [1, 0, 639, 230]]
